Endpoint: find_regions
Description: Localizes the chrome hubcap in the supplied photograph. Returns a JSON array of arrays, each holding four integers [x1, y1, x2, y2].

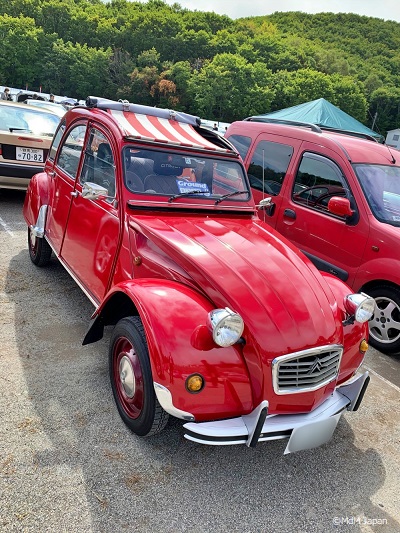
[[369, 296, 400, 344], [119, 355, 135, 398]]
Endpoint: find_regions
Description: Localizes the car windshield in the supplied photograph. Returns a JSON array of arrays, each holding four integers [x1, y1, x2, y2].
[[123, 146, 250, 203], [0, 104, 60, 136], [355, 164, 400, 226]]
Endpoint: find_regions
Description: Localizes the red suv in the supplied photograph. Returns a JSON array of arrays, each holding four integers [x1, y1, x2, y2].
[[226, 119, 400, 355], [23, 98, 373, 453]]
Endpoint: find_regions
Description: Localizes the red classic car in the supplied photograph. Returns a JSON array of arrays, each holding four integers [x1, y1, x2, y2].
[[23, 97, 374, 453]]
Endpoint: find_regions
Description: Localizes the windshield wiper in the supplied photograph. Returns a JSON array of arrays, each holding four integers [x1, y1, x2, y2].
[[9, 127, 31, 133], [168, 190, 210, 203], [214, 190, 249, 204]]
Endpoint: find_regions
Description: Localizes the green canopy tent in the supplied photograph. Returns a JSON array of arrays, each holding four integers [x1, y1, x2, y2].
[[250, 98, 383, 142]]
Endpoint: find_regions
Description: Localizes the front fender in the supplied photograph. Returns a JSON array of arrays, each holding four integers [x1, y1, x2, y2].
[[22, 171, 51, 227], [94, 279, 253, 421], [321, 272, 368, 383]]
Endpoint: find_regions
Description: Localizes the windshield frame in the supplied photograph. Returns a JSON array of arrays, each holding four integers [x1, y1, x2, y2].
[[122, 144, 253, 209]]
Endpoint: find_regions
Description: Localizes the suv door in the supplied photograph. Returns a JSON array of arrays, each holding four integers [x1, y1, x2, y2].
[[275, 148, 369, 285], [227, 132, 300, 228]]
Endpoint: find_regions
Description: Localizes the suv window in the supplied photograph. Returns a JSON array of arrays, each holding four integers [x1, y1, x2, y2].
[[56, 124, 87, 178], [293, 153, 350, 215], [247, 140, 293, 195]]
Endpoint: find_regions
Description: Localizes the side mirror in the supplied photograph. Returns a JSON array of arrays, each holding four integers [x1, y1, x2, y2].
[[257, 197, 276, 217], [81, 182, 109, 200], [328, 196, 354, 218]]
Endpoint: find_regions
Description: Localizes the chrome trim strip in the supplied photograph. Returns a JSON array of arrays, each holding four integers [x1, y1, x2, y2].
[[154, 382, 195, 421], [30, 204, 48, 238], [272, 344, 343, 395]]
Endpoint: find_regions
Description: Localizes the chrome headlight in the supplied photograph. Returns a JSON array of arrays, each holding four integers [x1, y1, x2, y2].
[[207, 307, 244, 347], [344, 293, 375, 323]]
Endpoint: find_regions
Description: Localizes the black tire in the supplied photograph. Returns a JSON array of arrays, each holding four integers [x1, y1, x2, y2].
[[367, 285, 400, 355], [28, 227, 52, 267], [109, 316, 169, 436]]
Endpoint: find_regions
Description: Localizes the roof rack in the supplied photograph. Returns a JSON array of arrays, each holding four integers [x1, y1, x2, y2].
[[245, 117, 322, 133], [245, 116, 381, 143], [316, 125, 379, 143], [85, 96, 201, 127]]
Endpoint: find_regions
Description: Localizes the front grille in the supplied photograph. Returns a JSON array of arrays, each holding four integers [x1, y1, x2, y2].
[[272, 345, 343, 394]]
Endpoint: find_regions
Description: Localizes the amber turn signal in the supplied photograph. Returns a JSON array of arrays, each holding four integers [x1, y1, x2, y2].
[[359, 339, 369, 354], [186, 374, 204, 393]]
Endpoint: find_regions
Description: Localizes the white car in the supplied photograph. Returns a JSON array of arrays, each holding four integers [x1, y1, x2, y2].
[[0, 101, 61, 190], [25, 99, 67, 119]]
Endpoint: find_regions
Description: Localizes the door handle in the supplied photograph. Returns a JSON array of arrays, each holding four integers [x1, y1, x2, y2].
[[283, 208, 296, 219], [70, 190, 79, 198]]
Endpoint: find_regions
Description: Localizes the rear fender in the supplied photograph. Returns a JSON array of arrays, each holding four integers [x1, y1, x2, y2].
[[22, 172, 51, 227], [88, 278, 253, 420]]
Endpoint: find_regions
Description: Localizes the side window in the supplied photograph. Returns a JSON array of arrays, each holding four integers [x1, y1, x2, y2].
[[80, 128, 116, 198], [227, 135, 252, 160], [293, 153, 349, 215], [247, 141, 293, 195], [48, 121, 65, 160], [56, 124, 87, 178]]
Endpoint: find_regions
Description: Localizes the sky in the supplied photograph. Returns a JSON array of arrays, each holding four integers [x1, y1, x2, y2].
[[155, 0, 400, 23]]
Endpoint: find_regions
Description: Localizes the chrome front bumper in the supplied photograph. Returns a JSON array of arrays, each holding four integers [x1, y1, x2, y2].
[[183, 371, 370, 454]]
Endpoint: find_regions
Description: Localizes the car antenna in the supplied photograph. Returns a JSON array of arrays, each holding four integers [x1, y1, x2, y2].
[[385, 143, 396, 164]]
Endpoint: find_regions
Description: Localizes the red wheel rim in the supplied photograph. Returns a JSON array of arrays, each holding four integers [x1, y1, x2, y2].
[[112, 336, 144, 419]]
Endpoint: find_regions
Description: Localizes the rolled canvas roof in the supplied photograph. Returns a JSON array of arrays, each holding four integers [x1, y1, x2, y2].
[[109, 109, 225, 151]]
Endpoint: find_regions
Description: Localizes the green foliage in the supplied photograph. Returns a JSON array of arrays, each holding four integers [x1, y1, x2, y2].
[[188, 53, 275, 122], [1, 1, 399, 133]]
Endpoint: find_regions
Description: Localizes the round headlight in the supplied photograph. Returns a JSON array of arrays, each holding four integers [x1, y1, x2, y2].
[[344, 293, 376, 323], [207, 307, 244, 347]]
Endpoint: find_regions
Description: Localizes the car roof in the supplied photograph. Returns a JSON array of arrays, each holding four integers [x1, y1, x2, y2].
[[228, 119, 399, 166], [81, 96, 236, 155], [0, 99, 60, 116]]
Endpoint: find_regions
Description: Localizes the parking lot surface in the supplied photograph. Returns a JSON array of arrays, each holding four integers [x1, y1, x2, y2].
[[1, 189, 399, 533]]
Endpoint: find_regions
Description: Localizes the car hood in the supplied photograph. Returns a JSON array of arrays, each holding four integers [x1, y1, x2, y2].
[[129, 212, 343, 358]]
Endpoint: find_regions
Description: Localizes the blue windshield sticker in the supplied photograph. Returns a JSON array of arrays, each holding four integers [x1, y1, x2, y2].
[[176, 180, 210, 196]]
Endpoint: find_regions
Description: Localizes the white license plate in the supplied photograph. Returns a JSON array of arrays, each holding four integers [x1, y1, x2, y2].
[[16, 147, 44, 163]]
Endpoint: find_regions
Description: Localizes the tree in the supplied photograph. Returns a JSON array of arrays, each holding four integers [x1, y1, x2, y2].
[[0, 15, 45, 89], [188, 53, 275, 122], [369, 87, 400, 134]]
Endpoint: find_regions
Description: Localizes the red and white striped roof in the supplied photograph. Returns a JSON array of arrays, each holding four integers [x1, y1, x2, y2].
[[109, 109, 225, 151]]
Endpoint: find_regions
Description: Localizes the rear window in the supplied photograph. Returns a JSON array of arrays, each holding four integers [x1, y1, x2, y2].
[[0, 103, 60, 136]]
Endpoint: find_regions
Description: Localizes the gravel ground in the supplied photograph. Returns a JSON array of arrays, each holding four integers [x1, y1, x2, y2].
[[0, 190, 399, 533]]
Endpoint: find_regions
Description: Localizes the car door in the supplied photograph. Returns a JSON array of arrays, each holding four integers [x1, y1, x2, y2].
[[275, 146, 369, 286], [59, 126, 120, 305], [227, 132, 301, 228], [45, 121, 88, 253]]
